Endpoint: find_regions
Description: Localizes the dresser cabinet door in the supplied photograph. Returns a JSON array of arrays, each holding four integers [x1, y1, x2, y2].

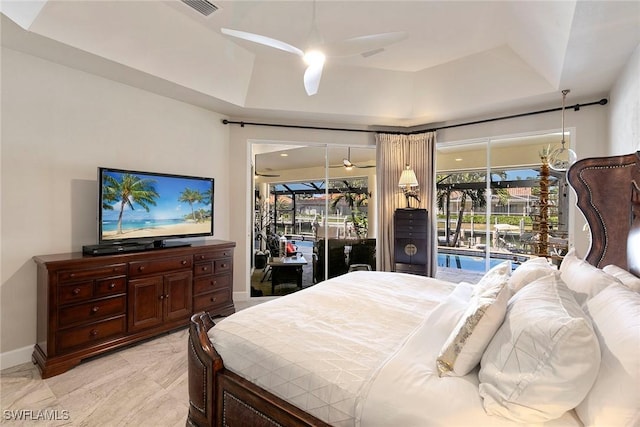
[[164, 271, 193, 322], [128, 276, 164, 332]]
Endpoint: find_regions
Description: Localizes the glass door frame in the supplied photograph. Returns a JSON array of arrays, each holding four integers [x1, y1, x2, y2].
[[249, 141, 376, 298]]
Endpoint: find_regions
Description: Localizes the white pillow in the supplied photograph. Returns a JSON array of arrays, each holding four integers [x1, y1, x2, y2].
[[576, 283, 640, 427], [437, 261, 511, 377], [560, 248, 621, 305], [603, 264, 640, 292], [508, 256, 556, 293], [422, 282, 474, 353], [479, 274, 601, 423]]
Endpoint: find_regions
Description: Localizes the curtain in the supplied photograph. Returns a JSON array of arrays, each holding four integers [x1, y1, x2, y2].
[[376, 131, 437, 275]]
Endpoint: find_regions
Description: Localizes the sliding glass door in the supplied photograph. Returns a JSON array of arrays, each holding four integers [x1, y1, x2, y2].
[[251, 143, 376, 297], [436, 132, 571, 279]]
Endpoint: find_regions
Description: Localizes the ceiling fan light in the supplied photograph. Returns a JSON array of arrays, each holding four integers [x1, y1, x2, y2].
[[303, 50, 325, 66]]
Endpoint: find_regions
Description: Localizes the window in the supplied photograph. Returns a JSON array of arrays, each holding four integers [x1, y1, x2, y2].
[[436, 133, 570, 276]]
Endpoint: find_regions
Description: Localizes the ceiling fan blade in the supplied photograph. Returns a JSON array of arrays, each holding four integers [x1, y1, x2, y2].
[[255, 172, 280, 177], [221, 28, 304, 57], [303, 62, 324, 96], [325, 31, 408, 57], [354, 165, 376, 169]]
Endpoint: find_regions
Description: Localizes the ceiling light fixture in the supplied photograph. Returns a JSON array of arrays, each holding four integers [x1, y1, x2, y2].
[[548, 89, 577, 172]]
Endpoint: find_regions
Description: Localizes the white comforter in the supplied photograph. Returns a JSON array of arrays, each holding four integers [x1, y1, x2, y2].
[[209, 271, 583, 427]]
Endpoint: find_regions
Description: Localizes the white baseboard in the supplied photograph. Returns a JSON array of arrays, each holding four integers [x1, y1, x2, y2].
[[233, 291, 249, 302], [0, 345, 33, 371]]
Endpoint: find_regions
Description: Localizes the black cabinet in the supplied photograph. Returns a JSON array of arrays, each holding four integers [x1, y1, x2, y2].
[[394, 208, 429, 276]]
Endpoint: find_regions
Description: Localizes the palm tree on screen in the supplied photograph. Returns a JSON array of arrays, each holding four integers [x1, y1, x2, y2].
[[179, 188, 203, 222], [102, 174, 159, 234]]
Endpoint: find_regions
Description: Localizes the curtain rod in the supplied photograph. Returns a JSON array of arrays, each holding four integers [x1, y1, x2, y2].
[[221, 98, 608, 135]]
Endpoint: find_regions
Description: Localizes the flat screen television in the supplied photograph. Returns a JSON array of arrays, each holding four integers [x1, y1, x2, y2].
[[98, 167, 214, 247]]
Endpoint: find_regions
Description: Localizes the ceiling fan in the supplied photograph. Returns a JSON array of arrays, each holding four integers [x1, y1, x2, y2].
[[330, 147, 376, 170], [220, 2, 406, 96]]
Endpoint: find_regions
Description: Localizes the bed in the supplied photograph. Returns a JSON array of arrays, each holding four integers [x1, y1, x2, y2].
[[187, 151, 640, 427]]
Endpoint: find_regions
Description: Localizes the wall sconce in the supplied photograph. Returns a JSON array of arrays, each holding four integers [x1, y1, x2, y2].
[[398, 164, 420, 208]]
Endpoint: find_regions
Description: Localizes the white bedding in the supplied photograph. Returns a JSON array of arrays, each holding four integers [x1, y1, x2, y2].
[[359, 282, 582, 427], [209, 271, 455, 426], [209, 271, 584, 427]]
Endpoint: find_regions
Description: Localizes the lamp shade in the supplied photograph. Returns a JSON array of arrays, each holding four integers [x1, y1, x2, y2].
[[398, 165, 419, 188]]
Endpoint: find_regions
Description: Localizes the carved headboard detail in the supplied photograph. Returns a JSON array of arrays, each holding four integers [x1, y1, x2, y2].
[[567, 151, 640, 270]]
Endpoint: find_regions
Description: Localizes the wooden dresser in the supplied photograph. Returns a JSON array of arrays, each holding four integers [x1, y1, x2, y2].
[[32, 240, 234, 378], [394, 208, 429, 276]]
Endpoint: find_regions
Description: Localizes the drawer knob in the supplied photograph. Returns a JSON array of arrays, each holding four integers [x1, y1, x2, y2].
[[165, 294, 169, 299], [224, 252, 229, 256], [70, 273, 76, 278], [181, 260, 187, 265], [202, 267, 208, 271], [198, 255, 205, 260], [212, 280, 216, 286], [210, 297, 217, 302], [221, 264, 227, 268], [90, 329, 98, 337], [159, 295, 165, 300], [109, 283, 116, 289], [72, 288, 81, 295], [91, 306, 100, 313], [138, 266, 145, 272]]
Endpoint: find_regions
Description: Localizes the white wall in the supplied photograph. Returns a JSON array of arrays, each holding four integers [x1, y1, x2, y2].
[[609, 43, 640, 155], [0, 48, 231, 366]]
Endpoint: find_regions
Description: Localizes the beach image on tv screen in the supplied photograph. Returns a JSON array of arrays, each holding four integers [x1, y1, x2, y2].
[[101, 170, 213, 241]]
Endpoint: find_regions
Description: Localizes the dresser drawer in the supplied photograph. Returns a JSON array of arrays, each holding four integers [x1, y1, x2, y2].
[[395, 230, 428, 239], [214, 259, 232, 274], [395, 263, 427, 275], [129, 256, 192, 277], [395, 210, 427, 220], [194, 274, 230, 295], [95, 276, 126, 297], [58, 264, 127, 284], [193, 261, 214, 277], [193, 249, 233, 262], [193, 288, 232, 311], [395, 218, 428, 229], [57, 315, 126, 353], [58, 281, 94, 304], [58, 296, 126, 328]]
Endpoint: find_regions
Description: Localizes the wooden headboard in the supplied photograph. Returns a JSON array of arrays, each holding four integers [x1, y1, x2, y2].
[[567, 151, 640, 276]]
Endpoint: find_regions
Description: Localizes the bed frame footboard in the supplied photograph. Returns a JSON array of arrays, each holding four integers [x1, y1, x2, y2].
[[187, 312, 331, 427]]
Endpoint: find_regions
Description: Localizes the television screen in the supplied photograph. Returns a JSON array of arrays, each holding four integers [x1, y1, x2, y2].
[[98, 167, 214, 245]]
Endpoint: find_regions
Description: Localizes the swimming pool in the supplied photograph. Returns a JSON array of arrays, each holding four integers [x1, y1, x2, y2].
[[437, 253, 516, 272]]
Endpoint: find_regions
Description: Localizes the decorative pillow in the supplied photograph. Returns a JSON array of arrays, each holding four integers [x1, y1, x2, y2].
[[478, 274, 601, 423], [508, 256, 556, 293], [436, 261, 511, 377], [576, 283, 640, 426], [422, 282, 474, 354], [560, 248, 621, 305], [603, 264, 640, 292]]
